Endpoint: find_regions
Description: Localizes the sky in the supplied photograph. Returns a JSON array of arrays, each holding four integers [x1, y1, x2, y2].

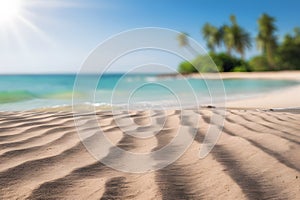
[[0, 0, 300, 74]]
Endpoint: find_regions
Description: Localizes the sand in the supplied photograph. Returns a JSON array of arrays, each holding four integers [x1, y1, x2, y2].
[[0, 71, 299, 199], [226, 84, 300, 108], [217, 71, 300, 109]]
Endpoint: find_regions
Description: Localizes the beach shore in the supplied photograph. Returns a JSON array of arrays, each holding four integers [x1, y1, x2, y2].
[[0, 71, 299, 199], [202, 71, 300, 109], [158, 71, 300, 109]]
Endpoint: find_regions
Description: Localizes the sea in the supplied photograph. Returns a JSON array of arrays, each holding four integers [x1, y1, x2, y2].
[[0, 74, 299, 111]]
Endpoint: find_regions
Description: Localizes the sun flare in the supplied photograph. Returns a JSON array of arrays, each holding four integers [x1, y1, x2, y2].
[[0, 0, 22, 23]]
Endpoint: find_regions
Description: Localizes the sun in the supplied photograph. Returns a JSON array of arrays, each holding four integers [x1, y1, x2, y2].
[[0, 0, 22, 23]]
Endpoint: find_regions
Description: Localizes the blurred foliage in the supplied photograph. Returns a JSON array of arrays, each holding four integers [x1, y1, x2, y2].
[[210, 52, 250, 72], [249, 56, 270, 71], [178, 14, 300, 73], [232, 65, 248, 72], [178, 53, 251, 73], [256, 13, 278, 68], [201, 15, 251, 58], [276, 28, 300, 70], [178, 54, 218, 73], [178, 61, 197, 74]]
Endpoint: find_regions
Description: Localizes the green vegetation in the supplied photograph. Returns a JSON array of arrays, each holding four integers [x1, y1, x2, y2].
[[256, 14, 278, 69], [179, 54, 218, 73], [276, 28, 300, 70], [248, 56, 270, 71], [176, 32, 198, 57], [202, 23, 222, 52], [179, 53, 250, 73], [178, 13, 300, 73], [210, 53, 250, 72], [178, 61, 196, 74]]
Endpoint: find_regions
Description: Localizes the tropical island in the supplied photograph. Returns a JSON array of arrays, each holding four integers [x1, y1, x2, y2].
[[178, 13, 300, 73], [1, 1, 300, 199]]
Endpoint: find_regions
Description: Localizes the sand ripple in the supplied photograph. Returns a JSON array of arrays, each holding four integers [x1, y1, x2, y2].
[[0, 109, 299, 199]]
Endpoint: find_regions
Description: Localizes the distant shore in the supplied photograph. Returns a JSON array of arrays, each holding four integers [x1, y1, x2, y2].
[[159, 71, 300, 80], [160, 71, 300, 109], [216, 71, 300, 108]]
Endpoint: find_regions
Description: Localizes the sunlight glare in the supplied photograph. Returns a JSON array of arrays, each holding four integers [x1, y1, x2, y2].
[[0, 0, 22, 23]]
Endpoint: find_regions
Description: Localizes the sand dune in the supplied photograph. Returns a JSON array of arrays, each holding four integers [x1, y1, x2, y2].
[[0, 108, 299, 199]]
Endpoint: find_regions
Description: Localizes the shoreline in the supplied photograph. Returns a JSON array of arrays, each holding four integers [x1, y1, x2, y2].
[[0, 71, 299, 112], [170, 71, 300, 109], [225, 84, 300, 109], [33, 71, 300, 111], [160, 70, 300, 81], [219, 71, 300, 109]]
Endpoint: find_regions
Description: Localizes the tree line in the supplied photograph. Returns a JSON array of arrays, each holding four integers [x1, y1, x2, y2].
[[178, 13, 300, 73]]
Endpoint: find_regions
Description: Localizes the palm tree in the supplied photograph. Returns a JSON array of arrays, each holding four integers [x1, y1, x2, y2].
[[293, 27, 300, 43], [202, 23, 222, 52], [231, 27, 252, 59], [256, 13, 277, 67], [177, 32, 188, 47], [177, 32, 199, 57], [223, 24, 234, 55], [223, 15, 252, 58]]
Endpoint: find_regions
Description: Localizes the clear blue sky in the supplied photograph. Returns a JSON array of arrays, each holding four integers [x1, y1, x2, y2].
[[0, 0, 299, 73]]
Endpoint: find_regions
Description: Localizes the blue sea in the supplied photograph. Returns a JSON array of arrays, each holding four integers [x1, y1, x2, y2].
[[0, 74, 299, 111]]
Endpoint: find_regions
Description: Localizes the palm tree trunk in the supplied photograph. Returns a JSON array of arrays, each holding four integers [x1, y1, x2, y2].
[[241, 53, 245, 60], [266, 44, 276, 70], [227, 48, 232, 56], [186, 45, 199, 58]]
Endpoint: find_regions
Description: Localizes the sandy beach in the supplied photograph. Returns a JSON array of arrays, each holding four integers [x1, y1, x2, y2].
[[216, 71, 300, 108], [1, 0, 299, 198], [0, 72, 299, 199]]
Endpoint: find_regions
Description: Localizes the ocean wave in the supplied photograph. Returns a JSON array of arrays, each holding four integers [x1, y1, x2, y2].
[[0, 90, 37, 104]]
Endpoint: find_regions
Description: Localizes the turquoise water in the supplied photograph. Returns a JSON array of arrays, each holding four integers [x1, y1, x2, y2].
[[0, 74, 299, 111]]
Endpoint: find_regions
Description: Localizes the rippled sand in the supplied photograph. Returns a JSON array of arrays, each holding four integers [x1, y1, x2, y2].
[[0, 108, 299, 199]]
